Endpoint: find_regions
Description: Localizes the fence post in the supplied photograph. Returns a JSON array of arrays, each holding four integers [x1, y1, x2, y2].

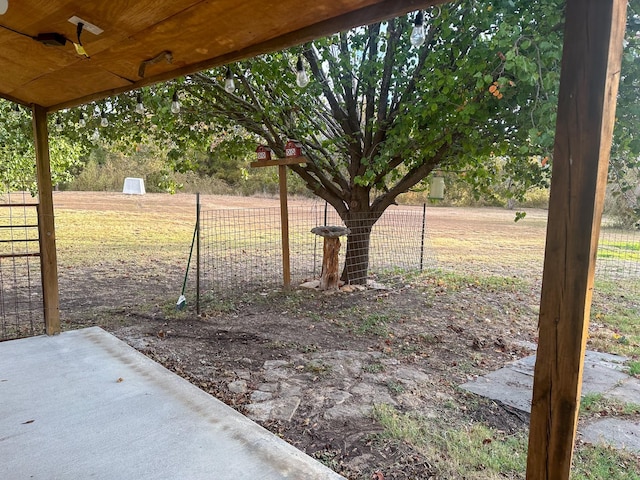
[[196, 192, 201, 315], [420, 203, 426, 271], [324, 201, 328, 226]]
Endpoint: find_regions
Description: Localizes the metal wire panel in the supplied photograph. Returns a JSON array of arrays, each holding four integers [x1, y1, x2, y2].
[[597, 222, 640, 292], [199, 203, 435, 295], [0, 191, 43, 341]]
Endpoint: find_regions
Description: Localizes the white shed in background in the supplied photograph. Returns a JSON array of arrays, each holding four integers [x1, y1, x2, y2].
[[122, 177, 146, 195]]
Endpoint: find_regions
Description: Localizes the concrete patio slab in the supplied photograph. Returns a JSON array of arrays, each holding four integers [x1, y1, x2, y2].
[[0, 327, 344, 480]]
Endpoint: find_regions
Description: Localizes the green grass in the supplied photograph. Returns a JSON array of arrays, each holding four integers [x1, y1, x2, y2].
[[362, 361, 385, 374], [418, 268, 529, 293], [373, 404, 527, 479], [598, 240, 640, 261], [628, 360, 640, 377], [580, 393, 640, 417], [55, 210, 193, 266], [373, 403, 640, 479], [356, 313, 392, 336], [572, 445, 640, 480], [590, 279, 640, 358]]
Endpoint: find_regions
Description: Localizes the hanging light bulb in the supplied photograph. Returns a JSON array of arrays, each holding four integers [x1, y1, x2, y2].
[[135, 93, 145, 114], [55, 117, 63, 132], [78, 112, 86, 127], [224, 67, 236, 93], [100, 111, 108, 127], [0, 0, 8, 16], [296, 56, 309, 88], [171, 91, 181, 114], [410, 10, 426, 47]]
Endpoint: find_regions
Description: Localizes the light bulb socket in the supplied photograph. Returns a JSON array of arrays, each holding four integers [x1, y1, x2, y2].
[[171, 91, 181, 114], [135, 93, 145, 114], [414, 10, 424, 27], [296, 56, 304, 72], [224, 68, 236, 93]]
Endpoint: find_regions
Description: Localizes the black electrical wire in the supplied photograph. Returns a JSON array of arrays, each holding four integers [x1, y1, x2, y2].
[[0, 23, 35, 39]]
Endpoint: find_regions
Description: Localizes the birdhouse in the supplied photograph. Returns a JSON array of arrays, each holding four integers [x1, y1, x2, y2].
[[255, 145, 272, 161], [285, 139, 303, 158]]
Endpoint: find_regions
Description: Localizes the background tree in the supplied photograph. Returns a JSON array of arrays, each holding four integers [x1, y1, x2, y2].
[[0, 102, 84, 192], [163, 0, 561, 282]]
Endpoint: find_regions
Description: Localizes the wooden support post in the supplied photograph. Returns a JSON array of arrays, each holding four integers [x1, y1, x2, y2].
[[32, 104, 60, 335], [250, 156, 307, 288], [526, 1, 627, 479], [278, 165, 291, 287]]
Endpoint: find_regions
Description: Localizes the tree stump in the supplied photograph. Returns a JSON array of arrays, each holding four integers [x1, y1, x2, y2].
[[311, 226, 351, 290]]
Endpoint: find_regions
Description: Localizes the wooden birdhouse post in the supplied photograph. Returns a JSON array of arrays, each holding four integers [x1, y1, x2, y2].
[[250, 142, 308, 287]]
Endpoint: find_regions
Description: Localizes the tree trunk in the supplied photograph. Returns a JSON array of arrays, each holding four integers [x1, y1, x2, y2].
[[340, 216, 375, 285], [320, 237, 341, 290]]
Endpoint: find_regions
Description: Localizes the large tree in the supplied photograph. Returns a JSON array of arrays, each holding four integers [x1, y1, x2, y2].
[[175, 0, 561, 282]]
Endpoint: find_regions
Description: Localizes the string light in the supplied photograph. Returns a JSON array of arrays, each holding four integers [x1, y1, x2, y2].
[[224, 67, 235, 93], [135, 93, 145, 114], [296, 56, 309, 88], [55, 117, 63, 132], [0, 0, 8, 16], [410, 11, 426, 47], [171, 91, 181, 114], [78, 112, 86, 127], [100, 110, 108, 127]]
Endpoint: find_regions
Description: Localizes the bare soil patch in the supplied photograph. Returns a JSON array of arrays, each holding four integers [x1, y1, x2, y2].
[[55, 192, 545, 479]]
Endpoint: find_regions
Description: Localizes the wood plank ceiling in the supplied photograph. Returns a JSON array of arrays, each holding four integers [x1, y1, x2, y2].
[[0, 0, 440, 111]]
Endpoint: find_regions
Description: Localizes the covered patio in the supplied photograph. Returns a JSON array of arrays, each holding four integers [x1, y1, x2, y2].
[[0, 0, 629, 479]]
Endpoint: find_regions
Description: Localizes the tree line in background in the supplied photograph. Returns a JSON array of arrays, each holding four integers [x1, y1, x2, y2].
[[2, 0, 640, 280]]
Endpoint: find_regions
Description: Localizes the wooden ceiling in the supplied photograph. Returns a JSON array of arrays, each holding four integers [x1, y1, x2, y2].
[[0, 0, 441, 112]]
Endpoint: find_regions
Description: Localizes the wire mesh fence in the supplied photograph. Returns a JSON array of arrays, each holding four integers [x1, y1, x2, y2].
[[596, 220, 640, 293], [0, 191, 43, 341], [199, 203, 436, 296]]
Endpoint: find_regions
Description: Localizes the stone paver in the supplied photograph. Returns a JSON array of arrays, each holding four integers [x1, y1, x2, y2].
[[581, 418, 640, 453], [243, 350, 428, 424], [460, 349, 640, 452]]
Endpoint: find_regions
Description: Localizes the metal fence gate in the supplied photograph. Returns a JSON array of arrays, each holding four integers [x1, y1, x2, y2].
[[0, 191, 43, 341]]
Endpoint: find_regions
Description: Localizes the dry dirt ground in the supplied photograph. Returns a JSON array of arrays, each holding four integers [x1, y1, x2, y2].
[[54, 192, 544, 479]]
